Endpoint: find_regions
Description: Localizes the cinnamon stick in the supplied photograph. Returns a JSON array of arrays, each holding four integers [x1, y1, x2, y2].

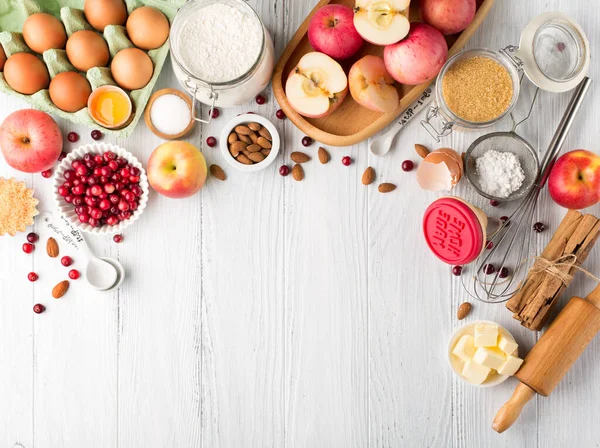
[[506, 210, 600, 331]]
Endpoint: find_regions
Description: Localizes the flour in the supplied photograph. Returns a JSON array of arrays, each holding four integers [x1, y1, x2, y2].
[[475, 150, 525, 198], [178, 3, 263, 83]]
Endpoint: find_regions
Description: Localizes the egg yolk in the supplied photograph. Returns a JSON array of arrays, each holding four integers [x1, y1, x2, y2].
[[91, 90, 130, 126]]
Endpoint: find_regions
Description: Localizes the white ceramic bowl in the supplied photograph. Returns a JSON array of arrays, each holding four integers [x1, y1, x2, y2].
[[53, 142, 149, 235], [219, 113, 280, 172], [447, 320, 518, 388]]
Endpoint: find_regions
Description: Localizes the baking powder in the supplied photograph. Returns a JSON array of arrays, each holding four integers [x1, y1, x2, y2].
[[178, 3, 263, 83], [475, 150, 525, 198]]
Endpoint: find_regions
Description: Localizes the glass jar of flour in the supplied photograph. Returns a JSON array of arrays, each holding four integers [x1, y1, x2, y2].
[[170, 0, 275, 123]]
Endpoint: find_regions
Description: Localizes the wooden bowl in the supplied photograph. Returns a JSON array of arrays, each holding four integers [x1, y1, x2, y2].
[[144, 88, 194, 140]]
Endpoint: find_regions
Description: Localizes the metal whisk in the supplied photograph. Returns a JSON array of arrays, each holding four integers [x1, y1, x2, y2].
[[463, 77, 592, 303]]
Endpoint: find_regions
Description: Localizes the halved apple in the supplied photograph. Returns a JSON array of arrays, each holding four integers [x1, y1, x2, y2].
[[349, 55, 399, 113], [285, 52, 348, 119], [353, 0, 411, 45]]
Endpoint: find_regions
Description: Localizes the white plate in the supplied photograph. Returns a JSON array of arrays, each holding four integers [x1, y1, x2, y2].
[[53, 142, 149, 235]]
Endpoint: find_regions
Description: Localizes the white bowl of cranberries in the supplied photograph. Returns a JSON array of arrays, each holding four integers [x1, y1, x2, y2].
[[53, 143, 149, 234]]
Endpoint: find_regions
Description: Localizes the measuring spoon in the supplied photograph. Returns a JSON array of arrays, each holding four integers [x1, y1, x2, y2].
[[77, 232, 120, 290]]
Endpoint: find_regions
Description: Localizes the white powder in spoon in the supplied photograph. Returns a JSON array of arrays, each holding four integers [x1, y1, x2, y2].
[[475, 150, 525, 198]]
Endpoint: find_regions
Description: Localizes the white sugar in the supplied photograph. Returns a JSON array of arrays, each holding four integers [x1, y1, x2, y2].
[[178, 3, 263, 83], [475, 150, 525, 198], [150, 94, 190, 136]]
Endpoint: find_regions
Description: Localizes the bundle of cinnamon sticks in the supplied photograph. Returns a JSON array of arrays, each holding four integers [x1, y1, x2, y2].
[[507, 210, 600, 331]]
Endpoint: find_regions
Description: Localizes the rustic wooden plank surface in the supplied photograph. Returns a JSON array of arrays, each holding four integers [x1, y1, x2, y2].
[[1, 0, 600, 447]]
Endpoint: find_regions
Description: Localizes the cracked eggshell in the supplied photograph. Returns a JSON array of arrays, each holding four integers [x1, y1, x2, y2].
[[417, 150, 463, 191]]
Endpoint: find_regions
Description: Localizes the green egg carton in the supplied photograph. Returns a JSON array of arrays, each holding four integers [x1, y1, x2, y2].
[[0, 0, 185, 137]]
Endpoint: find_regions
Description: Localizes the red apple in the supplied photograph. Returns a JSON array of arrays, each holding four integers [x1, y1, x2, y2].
[[308, 4, 363, 60], [383, 23, 448, 85], [147, 141, 207, 199], [548, 150, 600, 210], [349, 55, 399, 113], [354, 0, 410, 45], [421, 0, 476, 35], [0, 109, 63, 173]]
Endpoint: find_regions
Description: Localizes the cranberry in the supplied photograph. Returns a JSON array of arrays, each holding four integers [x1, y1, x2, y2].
[[91, 130, 102, 140], [486, 241, 493, 249], [64, 195, 74, 204], [483, 264, 495, 275], [71, 159, 83, 169], [130, 185, 142, 197], [61, 256, 73, 267], [26, 232, 39, 243], [452, 265, 462, 276], [499, 267, 510, 279], [74, 205, 87, 215], [58, 151, 67, 161], [78, 213, 90, 223], [72, 197, 83, 206], [75, 165, 89, 177], [117, 157, 128, 167], [533, 222, 545, 233], [301, 136, 313, 147], [28, 272, 38, 282], [500, 216, 509, 224], [114, 182, 124, 191], [97, 199, 110, 211], [111, 173, 122, 182], [90, 208, 103, 220], [106, 216, 119, 226], [87, 176, 99, 186], [84, 197, 98, 207], [129, 167, 140, 177], [276, 109, 286, 120], [401, 160, 414, 172], [118, 201, 130, 212], [129, 201, 138, 211], [255, 94, 266, 105], [68, 269, 80, 280], [22, 243, 34, 254], [490, 199, 500, 207], [121, 178, 130, 186], [119, 210, 131, 220], [90, 185, 103, 196], [108, 160, 119, 172], [83, 154, 93, 163], [341, 156, 352, 166], [120, 168, 130, 178], [67, 132, 79, 142], [94, 154, 104, 165], [88, 218, 101, 228], [72, 184, 85, 196], [129, 175, 140, 183], [99, 176, 110, 184], [279, 165, 290, 176], [109, 194, 120, 205], [41, 169, 52, 178], [211, 108, 220, 119], [113, 234, 124, 243], [33, 304, 45, 314]]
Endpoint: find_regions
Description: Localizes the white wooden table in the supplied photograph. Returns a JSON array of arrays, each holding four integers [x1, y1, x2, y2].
[[1, 0, 600, 446]]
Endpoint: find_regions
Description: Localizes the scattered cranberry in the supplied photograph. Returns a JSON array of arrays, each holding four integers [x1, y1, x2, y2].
[[276, 109, 286, 120], [500, 216, 509, 223], [533, 222, 545, 233], [41, 169, 52, 178], [113, 234, 123, 243], [255, 94, 266, 105], [61, 256, 73, 267], [27, 272, 38, 282], [490, 200, 500, 207], [499, 267, 510, 279], [211, 108, 220, 119], [68, 269, 80, 280], [206, 136, 217, 147], [452, 265, 463, 276], [91, 130, 102, 140], [58, 151, 68, 161], [341, 156, 352, 166], [401, 160, 414, 172], [26, 232, 39, 243], [33, 304, 45, 314], [67, 132, 79, 143], [279, 165, 290, 176], [483, 264, 495, 275], [301, 136, 313, 147], [22, 243, 34, 254], [486, 241, 493, 249]]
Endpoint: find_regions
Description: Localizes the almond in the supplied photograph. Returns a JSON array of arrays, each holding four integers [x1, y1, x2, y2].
[[292, 164, 304, 181], [259, 127, 272, 141], [457, 302, 472, 320], [317, 147, 330, 164], [46, 237, 59, 258], [236, 154, 253, 165], [378, 183, 396, 193], [239, 134, 252, 144], [246, 144, 262, 153], [249, 133, 259, 144], [415, 143, 430, 159], [248, 122, 261, 131], [248, 152, 265, 163], [257, 136, 272, 149], [210, 164, 226, 181], [234, 125, 254, 135], [52, 280, 69, 299], [261, 149, 271, 157], [291, 151, 310, 163], [362, 167, 375, 185], [228, 132, 238, 145], [230, 141, 247, 157]]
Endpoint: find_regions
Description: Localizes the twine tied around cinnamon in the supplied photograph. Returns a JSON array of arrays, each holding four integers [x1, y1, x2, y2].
[[530, 254, 600, 285]]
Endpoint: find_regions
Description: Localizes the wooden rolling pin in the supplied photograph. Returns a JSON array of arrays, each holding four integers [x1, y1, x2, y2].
[[493, 283, 600, 433]]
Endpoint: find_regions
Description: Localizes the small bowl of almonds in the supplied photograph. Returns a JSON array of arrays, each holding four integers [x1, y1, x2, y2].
[[219, 113, 280, 172]]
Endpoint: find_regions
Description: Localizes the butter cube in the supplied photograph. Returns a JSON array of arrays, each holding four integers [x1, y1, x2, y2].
[[472, 347, 506, 370], [452, 335, 475, 362], [474, 323, 499, 347], [497, 335, 518, 355], [497, 355, 524, 376], [461, 359, 491, 385]]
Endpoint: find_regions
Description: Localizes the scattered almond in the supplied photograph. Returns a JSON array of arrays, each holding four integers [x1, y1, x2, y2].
[[291, 151, 310, 163], [52, 280, 69, 299], [378, 183, 396, 193], [210, 164, 226, 181], [415, 143, 430, 159], [457, 302, 472, 320], [292, 164, 304, 181], [46, 237, 59, 258], [317, 147, 330, 164], [362, 167, 375, 185]]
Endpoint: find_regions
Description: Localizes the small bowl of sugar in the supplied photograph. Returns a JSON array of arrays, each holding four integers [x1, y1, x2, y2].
[[144, 88, 195, 140]]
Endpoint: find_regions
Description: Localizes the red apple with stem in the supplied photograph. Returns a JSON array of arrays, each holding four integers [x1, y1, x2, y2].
[[308, 4, 363, 60], [548, 150, 600, 210]]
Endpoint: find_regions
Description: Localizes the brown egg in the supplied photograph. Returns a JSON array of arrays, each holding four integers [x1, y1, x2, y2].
[[49, 71, 92, 112], [126, 6, 170, 50], [66, 30, 110, 72], [111, 48, 153, 90], [0, 46, 6, 71], [4, 53, 50, 94], [22, 13, 67, 54], [84, 0, 128, 32]]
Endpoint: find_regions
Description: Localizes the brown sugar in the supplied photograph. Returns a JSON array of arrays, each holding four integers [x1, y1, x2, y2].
[[442, 56, 514, 123]]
